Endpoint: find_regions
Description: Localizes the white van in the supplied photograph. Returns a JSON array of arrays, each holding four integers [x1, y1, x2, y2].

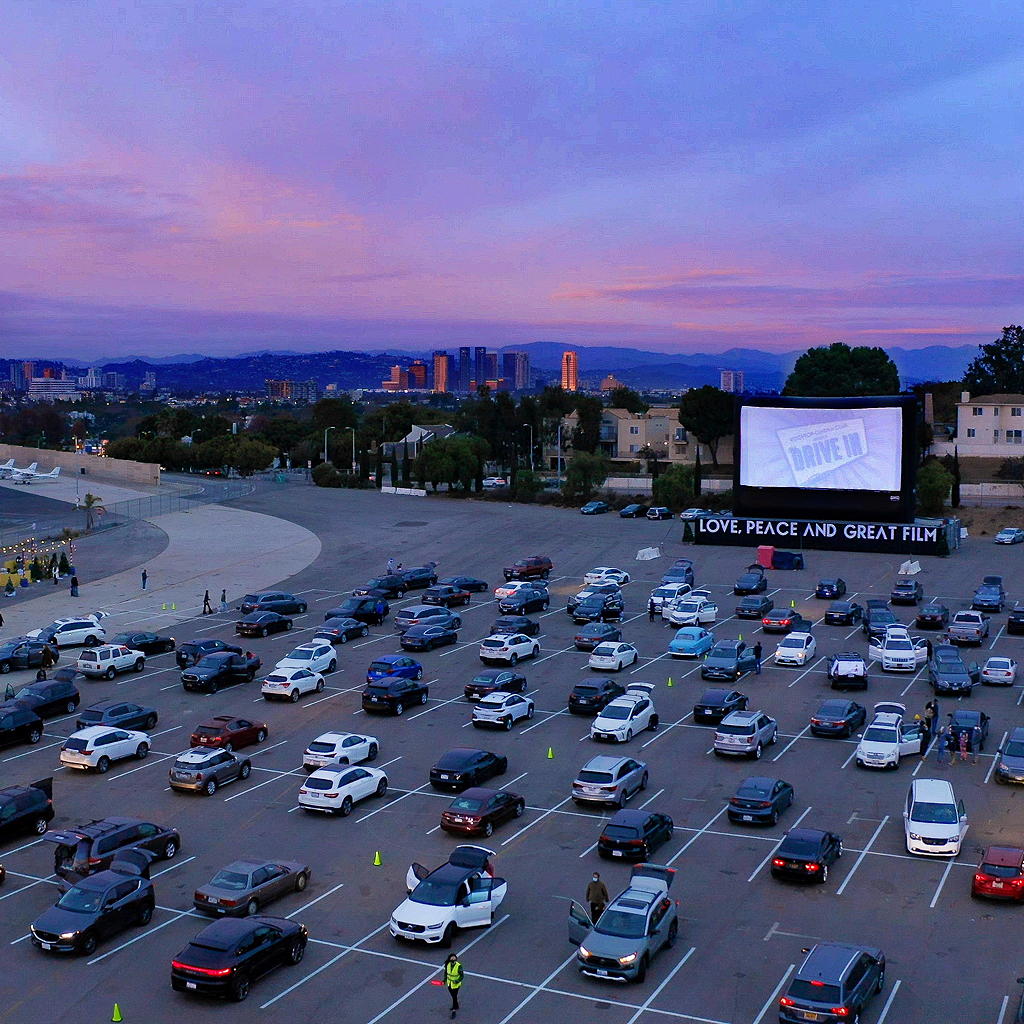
[[904, 778, 967, 856]]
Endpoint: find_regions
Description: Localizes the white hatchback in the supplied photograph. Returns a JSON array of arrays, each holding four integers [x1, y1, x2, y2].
[[261, 667, 325, 702], [275, 643, 337, 675], [590, 683, 657, 742], [588, 642, 639, 672], [60, 726, 150, 773], [774, 632, 816, 666], [472, 692, 535, 730], [478, 634, 540, 665], [303, 732, 380, 770], [298, 764, 389, 815]]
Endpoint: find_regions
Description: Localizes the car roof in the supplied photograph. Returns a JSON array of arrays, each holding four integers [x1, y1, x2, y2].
[[70, 725, 130, 739], [783, 827, 829, 843], [911, 777, 956, 801], [797, 943, 879, 979], [983, 846, 1024, 866], [454, 787, 500, 800], [582, 755, 634, 771], [608, 808, 657, 826], [722, 709, 760, 723], [82, 699, 123, 711], [738, 776, 778, 789]]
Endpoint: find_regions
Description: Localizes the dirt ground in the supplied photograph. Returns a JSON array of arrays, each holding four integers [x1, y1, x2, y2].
[[954, 504, 1024, 536]]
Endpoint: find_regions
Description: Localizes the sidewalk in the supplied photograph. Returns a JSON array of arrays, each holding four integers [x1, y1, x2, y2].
[[0, 504, 321, 636]]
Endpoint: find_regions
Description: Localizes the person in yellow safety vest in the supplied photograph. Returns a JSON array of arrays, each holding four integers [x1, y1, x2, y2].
[[445, 953, 464, 1018]]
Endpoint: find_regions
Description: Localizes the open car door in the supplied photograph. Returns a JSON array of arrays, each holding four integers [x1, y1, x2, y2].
[[630, 862, 676, 893], [110, 847, 154, 878], [873, 701, 906, 719], [568, 900, 592, 945], [406, 861, 430, 892], [912, 638, 930, 665]]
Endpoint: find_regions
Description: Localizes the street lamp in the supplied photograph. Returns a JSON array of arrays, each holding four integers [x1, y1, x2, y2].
[[344, 426, 357, 474], [323, 426, 336, 463], [556, 422, 563, 484], [522, 422, 534, 471]]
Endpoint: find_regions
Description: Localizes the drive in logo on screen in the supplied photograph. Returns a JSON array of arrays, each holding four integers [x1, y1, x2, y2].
[[776, 417, 868, 487]]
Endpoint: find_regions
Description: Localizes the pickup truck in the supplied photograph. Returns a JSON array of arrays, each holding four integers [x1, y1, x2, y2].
[[181, 652, 262, 694], [947, 611, 990, 645]]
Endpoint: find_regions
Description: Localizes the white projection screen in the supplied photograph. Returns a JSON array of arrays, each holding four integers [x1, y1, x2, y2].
[[739, 405, 903, 492]]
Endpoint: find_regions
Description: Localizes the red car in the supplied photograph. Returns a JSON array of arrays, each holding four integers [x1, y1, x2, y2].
[[190, 715, 268, 750], [972, 846, 1024, 900], [439, 787, 525, 836]]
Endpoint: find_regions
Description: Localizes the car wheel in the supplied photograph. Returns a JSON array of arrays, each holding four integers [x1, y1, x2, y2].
[[639, 771, 648, 791], [245, 897, 259, 915], [298, 604, 307, 614], [79, 933, 97, 956], [162, 837, 178, 859], [769, 810, 778, 825], [315, 679, 325, 693], [753, 743, 763, 760], [360, 626, 369, 637], [240, 762, 251, 779], [483, 821, 494, 837], [328, 659, 337, 673], [770, 728, 778, 745], [419, 691, 428, 705], [134, 659, 145, 672], [0, 662, 9, 674], [135, 742, 149, 760], [666, 919, 678, 948], [649, 715, 658, 731], [526, 705, 534, 719], [820, 864, 829, 883], [33, 816, 48, 835], [231, 976, 250, 1002], [137, 902, 153, 925], [204, 778, 218, 796], [288, 939, 306, 965], [504, 717, 513, 731], [625, 729, 633, 742], [367, 743, 378, 761], [96, 756, 111, 774], [376, 778, 388, 797], [340, 795, 353, 816], [84, 635, 98, 647], [145, 715, 157, 730], [290, 689, 301, 703], [634, 955, 648, 984], [66, 699, 79, 713], [440, 924, 455, 949], [394, 703, 404, 716], [295, 872, 309, 892], [414, 667, 423, 680], [509, 654, 518, 665], [104, 667, 116, 680]]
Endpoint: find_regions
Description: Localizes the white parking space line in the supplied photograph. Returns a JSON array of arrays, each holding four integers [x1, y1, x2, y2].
[[520, 707, 568, 734], [223, 767, 306, 802], [2, 737, 66, 762], [0, 872, 58, 903], [623, 946, 696, 1024], [107, 751, 178, 781], [87, 906, 196, 964], [494, 949, 577, 1024], [666, 806, 729, 865], [991, 626, 1005, 649], [259, 921, 391, 1009], [631, 651, 669, 675], [835, 815, 889, 895], [753, 966, 795, 1024], [929, 859, 956, 908], [639, 787, 666, 808], [747, 806, 813, 882], [286, 881, 346, 919], [996, 994, 1010, 1024], [0, 837, 46, 857], [876, 979, 903, 1024], [899, 666, 926, 697], [356, 782, 432, 823], [786, 655, 826, 688], [501, 796, 572, 846], [407, 691, 464, 720], [152, 855, 196, 877], [535, 643, 578, 665], [771, 725, 811, 761], [985, 732, 1008, 783]]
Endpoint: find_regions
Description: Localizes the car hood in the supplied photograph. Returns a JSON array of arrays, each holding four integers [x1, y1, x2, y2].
[[392, 897, 452, 925], [581, 928, 644, 959], [704, 656, 737, 668], [858, 738, 897, 755], [33, 904, 99, 934], [1000, 754, 1024, 771], [907, 818, 961, 840]]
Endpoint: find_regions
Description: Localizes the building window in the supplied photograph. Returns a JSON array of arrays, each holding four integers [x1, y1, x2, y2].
[[972, 407, 983, 416], [629, 425, 640, 435], [1008, 430, 1023, 444], [966, 428, 976, 438], [628, 444, 639, 453], [1012, 408, 1022, 416], [993, 407, 1001, 415], [674, 427, 686, 442], [994, 430, 1000, 442]]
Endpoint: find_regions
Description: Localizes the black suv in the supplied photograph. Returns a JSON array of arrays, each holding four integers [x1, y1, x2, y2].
[[0, 777, 54, 841], [182, 652, 261, 693], [490, 615, 540, 637], [1009, 602, 1024, 636], [176, 640, 242, 669], [0, 638, 59, 674], [572, 593, 625, 624], [597, 809, 674, 861], [498, 587, 550, 615], [325, 597, 390, 625], [44, 817, 180, 888], [780, 942, 885, 1023], [0, 706, 44, 749], [400, 566, 439, 590], [238, 592, 308, 615], [890, 578, 923, 604], [568, 680, 626, 715], [3, 679, 80, 718], [76, 700, 158, 732], [361, 676, 430, 715], [353, 575, 409, 599]]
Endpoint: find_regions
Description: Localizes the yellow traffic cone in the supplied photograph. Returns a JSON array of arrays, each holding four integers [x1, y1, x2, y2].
[[373, 851, 382, 866], [667, 676, 673, 687], [546, 747, 554, 759], [171, 603, 176, 610], [790, 599, 795, 608], [112, 1004, 123, 1023], [161, 603, 167, 610]]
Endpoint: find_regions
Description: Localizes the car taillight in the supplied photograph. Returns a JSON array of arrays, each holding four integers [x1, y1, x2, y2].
[[810, 718, 822, 725], [172, 961, 233, 977], [771, 858, 785, 867], [1011, 878, 1024, 887], [781, 619, 791, 626], [88, 857, 104, 865], [762, 618, 770, 625], [220, 898, 240, 907], [805, 862, 820, 872], [974, 873, 987, 883], [325, 793, 339, 799], [757, 801, 771, 808], [779, 997, 795, 1007], [831, 1008, 850, 1017]]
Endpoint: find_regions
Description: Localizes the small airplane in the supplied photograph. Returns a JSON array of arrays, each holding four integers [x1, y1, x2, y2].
[[0, 459, 16, 478], [9, 463, 61, 484]]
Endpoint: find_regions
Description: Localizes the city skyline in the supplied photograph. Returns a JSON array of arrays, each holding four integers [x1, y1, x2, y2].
[[2, 3, 1021, 358]]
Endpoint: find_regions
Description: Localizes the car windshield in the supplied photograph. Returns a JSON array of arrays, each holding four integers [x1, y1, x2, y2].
[[241, 595, 259, 605], [573, 687, 601, 697], [912, 801, 958, 824], [736, 784, 771, 798], [56, 886, 104, 913], [988, 660, 1012, 670], [717, 724, 753, 736], [481, 640, 504, 649], [677, 602, 700, 613], [369, 662, 394, 672], [287, 651, 315, 661], [210, 870, 250, 891], [1004, 742, 1024, 757], [304, 776, 336, 791], [577, 770, 613, 784], [308, 741, 336, 752], [592, 645, 616, 656], [62, 738, 90, 751], [981, 862, 1021, 878], [788, 981, 841, 1003], [600, 706, 631, 721], [449, 797, 484, 812], [886, 639, 913, 651], [595, 910, 647, 938], [862, 727, 897, 743], [410, 879, 460, 906], [779, 637, 803, 648], [708, 646, 736, 659], [780, 837, 822, 857], [603, 825, 640, 839], [652, 589, 675, 600], [818, 702, 848, 715]]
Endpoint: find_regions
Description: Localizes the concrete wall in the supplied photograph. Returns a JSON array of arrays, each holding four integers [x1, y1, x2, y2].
[[0, 443, 160, 487]]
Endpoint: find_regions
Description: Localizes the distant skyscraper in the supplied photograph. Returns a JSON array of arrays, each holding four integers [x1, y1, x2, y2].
[[473, 346, 487, 392], [458, 347, 471, 393], [484, 352, 498, 384], [719, 370, 745, 393], [561, 350, 579, 391], [432, 350, 450, 393], [408, 360, 428, 390]]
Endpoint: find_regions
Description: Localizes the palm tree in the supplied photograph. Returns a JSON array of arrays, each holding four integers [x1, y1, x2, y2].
[[82, 493, 105, 532]]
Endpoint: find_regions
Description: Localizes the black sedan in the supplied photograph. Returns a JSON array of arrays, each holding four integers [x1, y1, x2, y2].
[[176, 640, 242, 669], [862, 608, 899, 639], [399, 623, 458, 651], [429, 748, 507, 792], [439, 576, 489, 594], [0, 638, 59, 674], [464, 669, 527, 700], [497, 589, 549, 615], [361, 676, 429, 715], [823, 601, 863, 626], [422, 585, 471, 608], [948, 709, 990, 748], [693, 688, 748, 724], [324, 597, 389, 626], [313, 617, 369, 644], [171, 916, 307, 1001], [235, 613, 292, 638], [770, 828, 843, 883], [597, 809, 674, 861], [735, 595, 773, 619], [567, 680, 626, 715], [734, 568, 767, 595], [581, 501, 611, 515], [108, 631, 176, 656], [809, 699, 866, 738], [2, 679, 80, 718], [815, 578, 847, 599], [573, 622, 623, 651], [619, 504, 649, 518], [727, 777, 794, 826], [490, 615, 540, 637], [761, 609, 812, 633], [916, 602, 950, 629]]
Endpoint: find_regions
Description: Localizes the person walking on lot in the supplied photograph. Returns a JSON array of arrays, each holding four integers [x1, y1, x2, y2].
[[753, 642, 763, 674], [648, 598, 656, 622], [202, 590, 213, 615], [939, 726, 957, 766], [925, 698, 938, 737], [444, 953, 463, 1018], [70, 575, 79, 597], [375, 599, 386, 624], [141, 569, 148, 590], [219, 589, 228, 613], [587, 872, 609, 921]]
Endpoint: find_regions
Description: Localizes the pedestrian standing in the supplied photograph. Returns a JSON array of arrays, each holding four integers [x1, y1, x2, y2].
[[935, 726, 949, 765], [387, 557, 396, 574], [219, 589, 228, 613], [942, 726, 957, 766], [375, 599, 386, 624], [444, 953, 463, 1018], [916, 716, 929, 758], [141, 569, 148, 590], [586, 872, 609, 921], [52, 565, 59, 586], [753, 641, 763, 674], [0, 611, 4, 629], [202, 590, 213, 615], [70, 575, 79, 597], [924, 698, 937, 738], [957, 729, 969, 765], [970, 726, 979, 765], [648, 598, 656, 622]]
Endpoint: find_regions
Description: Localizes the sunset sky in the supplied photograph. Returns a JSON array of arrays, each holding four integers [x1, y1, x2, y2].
[[2, 2, 1021, 358]]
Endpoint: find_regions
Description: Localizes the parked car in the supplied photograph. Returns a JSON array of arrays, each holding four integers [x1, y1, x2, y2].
[[915, 602, 950, 629], [1008, 602, 1024, 636], [235, 612, 292, 638], [193, 859, 310, 917], [353, 575, 410, 599], [588, 642, 639, 672], [76, 700, 157, 732], [75, 645, 145, 679], [367, 655, 424, 683], [314, 617, 369, 644], [394, 605, 461, 632], [472, 692, 535, 730], [168, 747, 252, 795], [489, 614, 540, 637], [827, 652, 868, 690], [823, 601, 863, 626], [439, 788, 525, 837], [981, 656, 1018, 685], [646, 506, 673, 520], [597, 809, 674, 861], [661, 558, 695, 586], [182, 653, 261, 694], [567, 582, 621, 613], [869, 626, 929, 671], [649, 582, 691, 610], [863, 606, 900, 639], [324, 597, 389, 625], [735, 595, 773, 619], [713, 709, 777, 759], [855, 703, 925, 769], [664, 596, 717, 627], [298, 764, 388, 815], [571, 755, 648, 808], [972, 582, 1006, 612], [438, 576, 489, 593], [0, 638, 59, 674], [928, 647, 980, 695], [170, 916, 307, 1001], [733, 566, 767, 595], [668, 626, 715, 658], [260, 667, 324, 702], [400, 623, 459, 651], [574, 622, 623, 651], [948, 610, 990, 645], [422, 584, 471, 608], [237, 592, 307, 615], [581, 501, 611, 515], [27, 614, 106, 648], [948, 709, 990, 749], [692, 688, 748, 725], [0, 777, 54, 841], [572, 593, 625, 623], [190, 717, 267, 751], [590, 683, 657, 742], [890, 577, 923, 604], [478, 634, 539, 666], [302, 731, 378, 770], [809, 698, 866, 738], [761, 608, 812, 634], [361, 675, 429, 715], [176, 639, 242, 668], [971, 846, 1024, 900], [773, 632, 816, 666], [618, 504, 649, 518], [502, 555, 552, 582], [108, 631, 175, 655], [994, 528, 1024, 545], [815, 578, 847, 599], [727, 776, 794, 825], [568, 680, 626, 716], [904, 777, 967, 856], [498, 587, 550, 615], [701, 640, 757, 681], [993, 727, 1024, 785], [463, 668, 527, 701], [779, 943, 885, 1023], [2, 678, 80, 718], [59, 727, 150, 773], [771, 828, 843, 883], [429, 748, 507, 792]]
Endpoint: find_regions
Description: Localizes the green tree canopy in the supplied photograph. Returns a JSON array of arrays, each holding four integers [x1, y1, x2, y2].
[[561, 452, 608, 503], [964, 326, 1024, 395], [311, 397, 358, 433], [677, 386, 734, 467], [570, 395, 604, 454], [917, 460, 952, 516], [608, 386, 649, 414], [652, 464, 696, 508], [783, 342, 899, 396]]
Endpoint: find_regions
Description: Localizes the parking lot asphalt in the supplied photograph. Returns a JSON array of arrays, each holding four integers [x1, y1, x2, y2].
[[2, 488, 1023, 1024]]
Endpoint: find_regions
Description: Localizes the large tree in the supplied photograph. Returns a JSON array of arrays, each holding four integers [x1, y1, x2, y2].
[[561, 452, 608, 503], [608, 386, 649, 414], [570, 396, 604, 454], [677, 386, 734, 467], [783, 342, 899, 396], [964, 325, 1024, 395]]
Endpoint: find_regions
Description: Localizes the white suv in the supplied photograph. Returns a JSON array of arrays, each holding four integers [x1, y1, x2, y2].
[[590, 683, 658, 742], [76, 645, 146, 679], [904, 778, 967, 856], [28, 614, 106, 648], [59, 727, 150, 773], [774, 632, 816, 666], [649, 583, 691, 610], [275, 642, 337, 675], [664, 596, 718, 627], [478, 633, 539, 665], [855, 702, 925, 769], [869, 627, 929, 672], [303, 732, 379, 770]]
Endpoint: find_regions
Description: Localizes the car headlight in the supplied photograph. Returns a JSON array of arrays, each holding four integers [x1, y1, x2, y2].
[[59, 931, 78, 939], [578, 946, 593, 959], [947, 836, 960, 844], [909, 832, 922, 841], [428, 922, 444, 930], [617, 952, 638, 965]]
